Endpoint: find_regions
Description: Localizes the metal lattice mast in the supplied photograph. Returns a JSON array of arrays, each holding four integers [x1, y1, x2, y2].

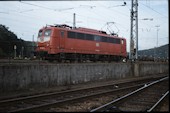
[[129, 0, 138, 61]]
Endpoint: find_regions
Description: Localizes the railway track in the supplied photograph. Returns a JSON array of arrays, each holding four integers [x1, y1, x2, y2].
[[90, 76, 169, 112], [0, 75, 167, 112]]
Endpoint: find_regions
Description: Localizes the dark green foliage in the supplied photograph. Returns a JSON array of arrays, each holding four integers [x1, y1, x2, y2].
[[138, 44, 169, 59], [127, 44, 169, 61], [0, 24, 36, 58], [132, 44, 169, 62]]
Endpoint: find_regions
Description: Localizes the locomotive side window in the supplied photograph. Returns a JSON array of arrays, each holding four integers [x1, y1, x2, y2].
[[68, 31, 76, 39], [67, 31, 121, 44], [115, 39, 120, 44], [101, 36, 108, 42], [94, 35, 101, 42], [107, 38, 120, 44], [108, 38, 114, 43], [77, 32, 85, 40], [44, 29, 51, 36], [38, 30, 43, 37], [86, 34, 94, 41]]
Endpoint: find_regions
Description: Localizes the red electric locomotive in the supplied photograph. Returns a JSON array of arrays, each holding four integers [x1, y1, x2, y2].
[[36, 24, 127, 62]]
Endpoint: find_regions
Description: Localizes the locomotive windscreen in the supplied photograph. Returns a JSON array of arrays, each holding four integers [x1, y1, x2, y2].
[[38, 30, 43, 37], [37, 29, 52, 42], [44, 29, 51, 36]]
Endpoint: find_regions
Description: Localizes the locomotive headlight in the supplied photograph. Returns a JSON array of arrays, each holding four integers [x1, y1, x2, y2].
[[37, 37, 44, 42], [44, 36, 50, 42]]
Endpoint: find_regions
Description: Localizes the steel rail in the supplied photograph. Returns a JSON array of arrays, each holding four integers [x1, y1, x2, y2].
[[0, 76, 167, 112], [147, 90, 169, 112], [9, 83, 145, 112], [90, 76, 169, 112], [1, 75, 164, 104], [11, 76, 168, 112]]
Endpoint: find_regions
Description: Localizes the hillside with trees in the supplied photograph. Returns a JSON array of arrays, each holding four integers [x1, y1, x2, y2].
[[0, 24, 36, 59], [137, 44, 169, 61]]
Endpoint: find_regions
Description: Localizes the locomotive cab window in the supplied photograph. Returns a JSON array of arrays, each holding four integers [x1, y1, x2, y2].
[[121, 39, 124, 44], [44, 29, 52, 36], [38, 30, 43, 37]]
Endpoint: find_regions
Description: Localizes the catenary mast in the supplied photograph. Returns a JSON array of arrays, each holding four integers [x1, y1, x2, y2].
[[129, 0, 138, 62]]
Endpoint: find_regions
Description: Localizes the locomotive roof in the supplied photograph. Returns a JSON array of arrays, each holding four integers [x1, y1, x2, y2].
[[41, 24, 125, 39]]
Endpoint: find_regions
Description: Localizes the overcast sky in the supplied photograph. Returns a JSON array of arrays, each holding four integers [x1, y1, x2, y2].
[[0, 0, 168, 52]]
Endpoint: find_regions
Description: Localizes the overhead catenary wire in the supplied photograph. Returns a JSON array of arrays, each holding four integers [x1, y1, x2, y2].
[[0, 0, 168, 48], [1, 1, 130, 32], [139, 1, 168, 19], [1, 1, 165, 31], [1, 1, 168, 27]]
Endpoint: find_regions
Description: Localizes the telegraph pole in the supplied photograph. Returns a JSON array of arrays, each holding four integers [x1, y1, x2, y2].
[[129, 0, 138, 62]]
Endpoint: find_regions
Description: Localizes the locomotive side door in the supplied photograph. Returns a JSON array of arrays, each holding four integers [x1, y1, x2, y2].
[[121, 39, 126, 56], [59, 30, 65, 49], [120, 39, 124, 55]]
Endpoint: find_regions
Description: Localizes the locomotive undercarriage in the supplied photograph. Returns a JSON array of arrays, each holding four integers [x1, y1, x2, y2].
[[43, 53, 124, 63]]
